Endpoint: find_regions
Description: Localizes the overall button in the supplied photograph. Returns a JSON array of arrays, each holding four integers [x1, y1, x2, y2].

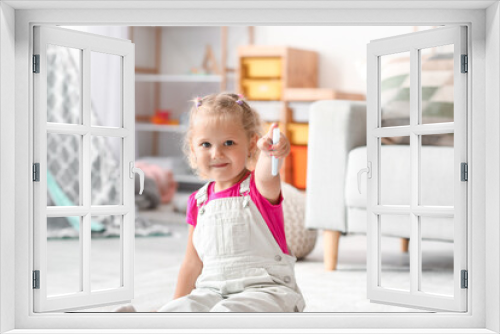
[[283, 276, 292, 283], [274, 255, 282, 262]]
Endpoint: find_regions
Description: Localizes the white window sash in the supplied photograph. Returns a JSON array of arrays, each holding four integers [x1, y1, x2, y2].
[[366, 26, 467, 312], [32, 25, 135, 312]]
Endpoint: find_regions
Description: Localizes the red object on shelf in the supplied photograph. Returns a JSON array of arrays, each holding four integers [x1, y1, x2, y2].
[[151, 109, 171, 124], [290, 145, 308, 189]]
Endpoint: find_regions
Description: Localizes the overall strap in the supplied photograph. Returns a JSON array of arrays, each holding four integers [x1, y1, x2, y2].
[[239, 174, 252, 208], [195, 182, 210, 207], [239, 174, 251, 196]]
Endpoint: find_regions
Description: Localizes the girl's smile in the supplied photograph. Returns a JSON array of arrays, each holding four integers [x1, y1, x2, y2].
[[211, 163, 229, 168]]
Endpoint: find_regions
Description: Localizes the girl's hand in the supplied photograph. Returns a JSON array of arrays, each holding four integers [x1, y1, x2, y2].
[[257, 123, 290, 160], [255, 123, 289, 203]]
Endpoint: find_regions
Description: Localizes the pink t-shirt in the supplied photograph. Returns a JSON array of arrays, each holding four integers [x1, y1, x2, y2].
[[186, 171, 289, 255]]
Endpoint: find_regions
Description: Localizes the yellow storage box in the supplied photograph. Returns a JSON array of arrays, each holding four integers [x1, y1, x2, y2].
[[242, 80, 282, 100], [287, 123, 309, 145], [242, 57, 282, 78]]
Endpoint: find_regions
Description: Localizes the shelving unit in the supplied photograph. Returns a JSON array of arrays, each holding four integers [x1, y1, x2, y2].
[[132, 27, 253, 156], [135, 74, 222, 83], [131, 27, 254, 189], [237, 45, 318, 185], [135, 123, 187, 133], [131, 27, 222, 157], [237, 45, 365, 187]]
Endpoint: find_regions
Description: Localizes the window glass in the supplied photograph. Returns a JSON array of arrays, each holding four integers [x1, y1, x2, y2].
[[420, 216, 454, 296], [47, 133, 81, 206], [47, 217, 81, 297], [91, 215, 122, 291], [91, 136, 122, 205], [380, 214, 411, 291], [380, 51, 410, 127], [420, 44, 454, 124], [46, 44, 82, 124], [380, 137, 410, 205]]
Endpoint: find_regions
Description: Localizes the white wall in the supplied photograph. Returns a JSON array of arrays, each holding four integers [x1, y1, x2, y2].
[[151, 25, 433, 121], [63, 25, 433, 158], [254, 26, 431, 94], [485, 3, 500, 333]]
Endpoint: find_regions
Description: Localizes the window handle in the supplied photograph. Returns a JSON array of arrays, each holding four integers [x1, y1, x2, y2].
[[357, 161, 372, 194], [129, 162, 145, 195]]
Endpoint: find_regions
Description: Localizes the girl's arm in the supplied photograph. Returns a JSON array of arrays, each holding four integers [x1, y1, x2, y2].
[[255, 123, 291, 204], [173, 225, 203, 299]]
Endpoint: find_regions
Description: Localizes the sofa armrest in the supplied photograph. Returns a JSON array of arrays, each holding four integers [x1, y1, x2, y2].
[[305, 100, 366, 232]]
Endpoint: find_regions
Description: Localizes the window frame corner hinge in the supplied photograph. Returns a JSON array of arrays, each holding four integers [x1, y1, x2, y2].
[[32, 270, 40, 289], [461, 162, 468, 182], [461, 54, 468, 73], [33, 54, 40, 73], [33, 163, 40, 182], [461, 270, 468, 289]]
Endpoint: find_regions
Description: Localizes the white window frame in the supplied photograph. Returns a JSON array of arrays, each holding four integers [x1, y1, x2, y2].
[[1, 1, 499, 333]]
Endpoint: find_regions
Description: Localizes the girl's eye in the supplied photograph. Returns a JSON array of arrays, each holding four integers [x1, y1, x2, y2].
[[224, 140, 235, 146], [201, 142, 211, 148]]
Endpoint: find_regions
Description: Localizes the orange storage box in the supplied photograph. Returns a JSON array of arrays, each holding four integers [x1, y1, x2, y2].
[[242, 79, 282, 100], [290, 145, 308, 190]]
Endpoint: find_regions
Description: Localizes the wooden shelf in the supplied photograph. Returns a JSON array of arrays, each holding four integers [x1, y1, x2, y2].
[[136, 122, 187, 133], [283, 88, 365, 102], [174, 174, 205, 185], [135, 74, 222, 83]]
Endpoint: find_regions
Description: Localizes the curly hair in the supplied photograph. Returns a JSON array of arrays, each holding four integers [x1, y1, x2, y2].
[[183, 92, 263, 178]]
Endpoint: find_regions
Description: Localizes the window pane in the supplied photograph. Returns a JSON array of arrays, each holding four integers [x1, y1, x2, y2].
[[420, 134, 454, 206], [380, 138, 410, 205], [91, 215, 122, 291], [47, 217, 81, 297], [380, 51, 410, 127], [380, 214, 411, 291], [420, 44, 454, 124], [47, 44, 82, 124], [420, 216, 454, 296], [91, 52, 122, 128], [47, 133, 81, 206], [91, 136, 122, 205]]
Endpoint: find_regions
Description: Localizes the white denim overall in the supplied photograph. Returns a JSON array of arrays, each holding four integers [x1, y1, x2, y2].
[[158, 174, 305, 312]]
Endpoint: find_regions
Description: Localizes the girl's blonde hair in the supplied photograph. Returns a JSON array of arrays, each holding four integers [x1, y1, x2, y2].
[[183, 92, 263, 177]]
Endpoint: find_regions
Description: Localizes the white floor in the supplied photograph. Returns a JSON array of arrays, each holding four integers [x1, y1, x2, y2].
[[44, 212, 454, 313]]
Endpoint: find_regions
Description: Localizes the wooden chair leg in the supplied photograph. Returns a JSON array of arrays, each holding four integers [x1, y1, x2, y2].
[[324, 230, 341, 271], [401, 238, 409, 253]]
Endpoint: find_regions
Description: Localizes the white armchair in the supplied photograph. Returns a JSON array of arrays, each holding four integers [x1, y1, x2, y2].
[[305, 100, 454, 270]]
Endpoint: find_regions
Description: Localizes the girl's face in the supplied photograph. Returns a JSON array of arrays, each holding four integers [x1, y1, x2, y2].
[[191, 111, 256, 190]]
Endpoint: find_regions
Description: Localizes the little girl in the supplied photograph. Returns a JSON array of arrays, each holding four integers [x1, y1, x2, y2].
[[156, 92, 305, 313]]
